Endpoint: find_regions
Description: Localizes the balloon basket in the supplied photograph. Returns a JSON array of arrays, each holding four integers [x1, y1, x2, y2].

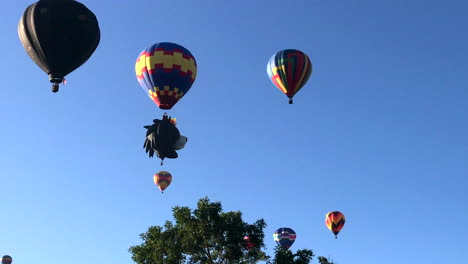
[[52, 83, 59, 93]]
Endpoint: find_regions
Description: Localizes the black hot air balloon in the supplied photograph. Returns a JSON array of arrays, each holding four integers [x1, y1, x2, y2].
[[1, 255, 12, 264], [18, 0, 101, 93], [144, 113, 187, 165]]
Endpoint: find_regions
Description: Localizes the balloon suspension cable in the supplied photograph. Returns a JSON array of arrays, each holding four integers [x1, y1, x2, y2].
[[161, 160, 164, 165], [289, 97, 293, 104]]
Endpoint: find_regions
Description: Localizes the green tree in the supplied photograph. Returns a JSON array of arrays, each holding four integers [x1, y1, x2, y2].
[[267, 246, 334, 264], [129, 197, 268, 264], [317, 257, 335, 264], [129, 197, 335, 264]]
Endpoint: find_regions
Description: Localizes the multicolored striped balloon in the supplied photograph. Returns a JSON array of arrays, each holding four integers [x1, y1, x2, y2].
[[153, 171, 173, 193], [266, 49, 312, 104], [325, 211, 345, 239], [135, 42, 197, 110], [273, 227, 296, 249]]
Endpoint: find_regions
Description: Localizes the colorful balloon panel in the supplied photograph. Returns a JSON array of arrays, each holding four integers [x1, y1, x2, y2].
[[266, 49, 312, 104], [154, 171, 173, 192], [273, 227, 296, 249], [135, 42, 197, 110], [325, 211, 345, 238]]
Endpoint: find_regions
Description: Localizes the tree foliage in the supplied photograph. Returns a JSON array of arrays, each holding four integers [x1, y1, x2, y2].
[[129, 197, 268, 264], [267, 245, 314, 264], [267, 246, 334, 264], [129, 197, 335, 264]]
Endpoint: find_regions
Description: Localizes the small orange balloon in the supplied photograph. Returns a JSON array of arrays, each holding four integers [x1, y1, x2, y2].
[[154, 171, 172, 193], [325, 211, 345, 239]]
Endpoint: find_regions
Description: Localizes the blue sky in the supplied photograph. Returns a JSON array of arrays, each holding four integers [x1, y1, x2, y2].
[[1, 0, 467, 263]]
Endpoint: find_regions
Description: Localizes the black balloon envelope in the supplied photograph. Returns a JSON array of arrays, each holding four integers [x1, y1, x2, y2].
[[144, 114, 188, 165], [18, 0, 100, 92]]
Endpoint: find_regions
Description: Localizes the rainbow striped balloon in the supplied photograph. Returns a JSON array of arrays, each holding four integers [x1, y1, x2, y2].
[[266, 49, 312, 104]]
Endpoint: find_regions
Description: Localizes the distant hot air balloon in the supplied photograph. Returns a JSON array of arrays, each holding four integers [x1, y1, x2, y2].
[[325, 211, 345, 239], [135, 42, 197, 110], [1, 255, 12, 264], [154, 171, 172, 193], [273, 227, 296, 250], [18, 0, 100, 92], [244, 235, 254, 250], [266, 49, 312, 104]]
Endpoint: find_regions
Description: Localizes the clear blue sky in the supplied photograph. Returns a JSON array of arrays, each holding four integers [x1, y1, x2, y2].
[[1, 0, 467, 263]]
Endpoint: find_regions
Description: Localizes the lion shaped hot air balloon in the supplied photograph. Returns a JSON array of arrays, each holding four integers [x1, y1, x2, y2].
[[135, 42, 197, 110], [325, 211, 345, 239], [266, 49, 312, 104], [18, 0, 100, 92], [154, 171, 172, 193], [273, 227, 296, 250]]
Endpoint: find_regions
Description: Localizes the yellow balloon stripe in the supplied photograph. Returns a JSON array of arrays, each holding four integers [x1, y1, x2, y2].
[[271, 65, 288, 93], [135, 54, 147, 78], [135, 51, 197, 79]]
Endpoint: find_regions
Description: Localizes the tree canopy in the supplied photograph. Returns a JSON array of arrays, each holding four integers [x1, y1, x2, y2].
[[129, 197, 335, 264]]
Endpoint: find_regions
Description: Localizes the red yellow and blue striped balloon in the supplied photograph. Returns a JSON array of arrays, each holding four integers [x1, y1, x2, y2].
[[273, 227, 296, 250], [325, 211, 345, 239], [153, 171, 173, 193], [266, 49, 312, 104], [135, 42, 197, 110]]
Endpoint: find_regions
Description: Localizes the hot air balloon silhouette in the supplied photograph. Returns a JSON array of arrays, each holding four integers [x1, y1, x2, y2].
[[18, 0, 100, 92], [143, 113, 188, 165], [325, 211, 345, 239], [266, 49, 312, 104], [273, 227, 296, 250]]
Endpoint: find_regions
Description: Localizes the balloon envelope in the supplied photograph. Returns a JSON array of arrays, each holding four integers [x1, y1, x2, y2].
[[144, 114, 181, 162], [135, 42, 197, 110], [325, 211, 345, 238], [244, 235, 254, 250], [266, 49, 312, 104], [154, 171, 172, 192], [18, 0, 100, 92], [273, 227, 296, 249], [1, 255, 12, 264]]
